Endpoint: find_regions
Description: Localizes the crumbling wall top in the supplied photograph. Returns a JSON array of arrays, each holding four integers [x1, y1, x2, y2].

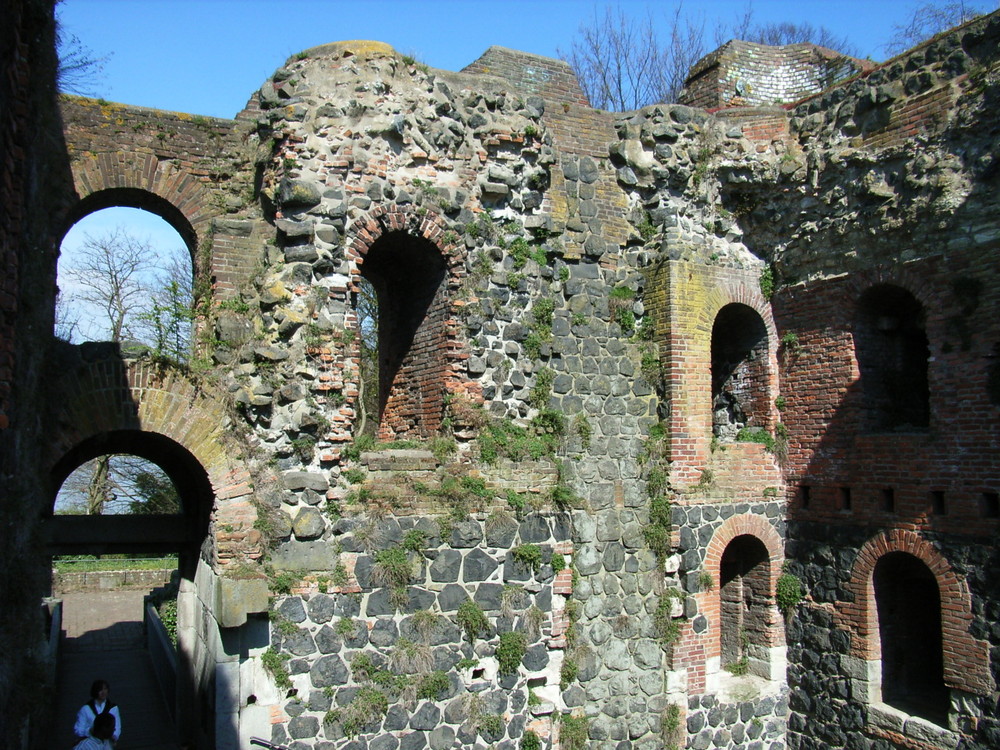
[[462, 45, 589, 106]]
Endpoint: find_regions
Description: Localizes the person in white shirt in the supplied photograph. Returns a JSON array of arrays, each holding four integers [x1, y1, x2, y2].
[[74, 679, 121, 744], [73, 712, 115, 749]]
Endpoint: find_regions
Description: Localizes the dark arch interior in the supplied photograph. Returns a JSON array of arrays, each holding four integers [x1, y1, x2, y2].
[[357, 230, 448, 438], [720, 534, 771, 674], [47, 430, 213, 576], [873, 551, 947, 723], [855, 284, 930, 431], [712, 303, 769, 440]]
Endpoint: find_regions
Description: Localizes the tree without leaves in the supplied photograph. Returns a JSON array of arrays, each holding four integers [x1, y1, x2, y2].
[[64, 226, 158, 343], [58, 224, 192, 515], [56, 456, 181, 516], [138, 256, 194, 364], [883, 1, 993, 56], [56, 10, 109, 96], [560, 3, 861, 111], [559, 4, 706, 110]]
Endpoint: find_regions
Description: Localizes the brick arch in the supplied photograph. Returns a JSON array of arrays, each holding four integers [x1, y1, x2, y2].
[[697, 279, 777, 346], [841, 265, 944, 315], [46, 356, 261, 567], [343, 204, 470, 438], [701, 279, 782, 439], [841, 528, 992, 695], [63, 150, 219, 254], [345, 204, 463, 268], [702, 513, 786, 644]]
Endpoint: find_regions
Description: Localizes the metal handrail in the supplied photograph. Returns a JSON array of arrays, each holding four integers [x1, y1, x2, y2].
[[250, 738, 288, 750]]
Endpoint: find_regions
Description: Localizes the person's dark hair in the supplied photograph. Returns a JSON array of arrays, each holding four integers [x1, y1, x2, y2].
[[92, 713, 116, 740], [89, 679, 111, 699]]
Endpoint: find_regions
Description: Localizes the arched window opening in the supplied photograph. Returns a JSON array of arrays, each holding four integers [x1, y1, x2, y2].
[[719, 534, 771, 678], [711, 304, 769, 441], [55, 454, 182, 516], [874, 552, 947, 723], [855, 285, 929, 431], [355, 231, 448, 440], [57, 206, 194, 363]]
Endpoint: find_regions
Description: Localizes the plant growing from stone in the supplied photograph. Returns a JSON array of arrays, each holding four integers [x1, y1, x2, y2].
[[410, 608, 440, 644], [457, 600, 489, 642], [511, 544, 543, 574], [261, 647, 292, 689], [776, 572, 803, 613], [551, 553, 566, 573], [401, 528, 426, 554], [477, 713, 505, 741], [560, 654, 579, 690], [496, 630, 528, 675], [653, 593, 682, 648], [342, 468, 365, 484], [331, 562, 348, 587], [521, 729, 541, 750], [573, 413, 592, 450], [389, 637, 433, 675], [548, 482, 578, 510], [372, 547, 412, 608], [268, 611, 298, 636], [334, 686, 389, 738], [609, 285, 637, 336], [415, 670, 449, 700], [643, 493, 672, 562], [661, 703, 683, 750], [523, 605, 545, 641], [559, 713, 589, 750], [529, 367, 555, 409]]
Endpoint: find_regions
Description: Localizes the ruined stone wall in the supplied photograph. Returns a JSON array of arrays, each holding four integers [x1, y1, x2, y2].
[[0, 0, 73, 745], [765, 12, 1000, 750], [3, 7, 998, 750]]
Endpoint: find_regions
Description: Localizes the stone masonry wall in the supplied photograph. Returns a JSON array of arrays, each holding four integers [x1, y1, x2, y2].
[[0, 0, 74, 744], [15, 8, 1000, 750]]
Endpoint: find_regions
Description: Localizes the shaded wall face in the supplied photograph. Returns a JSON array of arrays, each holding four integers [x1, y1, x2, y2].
[[854, 286, 929, 432], [362, 233, 448, 439], [719, 535, 770, 667], [873, 553, 946, 715], [712, 305, 770, 440], [0, 0, 72, 743]]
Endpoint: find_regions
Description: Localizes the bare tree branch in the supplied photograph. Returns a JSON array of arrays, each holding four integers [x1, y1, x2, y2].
[[884, 1, 992, 56], [64, 226, 157, 343], [56, 10, 110, 96], [56, 455, 181, 516], [559, 4, 705, 110]]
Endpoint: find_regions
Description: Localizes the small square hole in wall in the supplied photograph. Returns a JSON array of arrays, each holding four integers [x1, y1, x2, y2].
[[527, 677, 546, 690], [981, 492, 1000, 519], [881, 488, 895, 513], [799, 485, 811, 509], [472, 667, 486, 681], [931, 490, 946, 515], [839, 487, 852, 511]]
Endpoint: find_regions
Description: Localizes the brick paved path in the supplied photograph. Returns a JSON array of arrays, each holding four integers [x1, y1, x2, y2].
[[55, 589, 179, 750]]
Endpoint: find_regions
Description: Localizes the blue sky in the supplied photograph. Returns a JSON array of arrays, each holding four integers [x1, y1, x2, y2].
[[56, 0, 995, 333], [56, 0, 984, 120]]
